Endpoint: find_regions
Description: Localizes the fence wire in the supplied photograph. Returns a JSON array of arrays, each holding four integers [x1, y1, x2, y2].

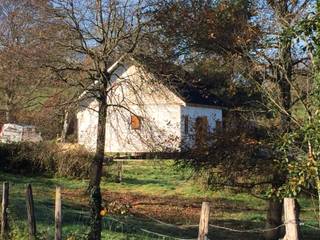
[[208, 222, 286, 233], [18, 189, 320, 239], [140, 228, 198, 240], [301, 223, 320, 230], [107, 215, 198, 240], [125, 213, 320, 239], [141, 212, 285, 233]]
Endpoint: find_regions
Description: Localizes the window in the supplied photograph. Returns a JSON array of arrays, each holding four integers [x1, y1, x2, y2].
[[130, 115, 141, 130], [184, 116, 189, 134]]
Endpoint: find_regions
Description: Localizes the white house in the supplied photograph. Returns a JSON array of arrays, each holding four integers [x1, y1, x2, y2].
[[77, 58, 223, 155]]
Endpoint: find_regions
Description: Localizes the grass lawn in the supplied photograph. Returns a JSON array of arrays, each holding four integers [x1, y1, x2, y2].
[[0, 160, 319, 239]]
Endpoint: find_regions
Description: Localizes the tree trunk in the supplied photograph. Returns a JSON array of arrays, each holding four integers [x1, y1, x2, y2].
[[88, 92, 107, 240], [265, 3, 293, 239], [5, 91, 16, 123], [264, 198, 283, 240], [278, 31, 292, 132], [268, 39, 292, 236], [5, 105, 16, 123], [60, 110, 69, 143]]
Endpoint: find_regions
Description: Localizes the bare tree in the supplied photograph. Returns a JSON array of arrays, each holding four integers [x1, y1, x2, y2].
[[50, 1, 146, 239], [0, 0, 60, 122]]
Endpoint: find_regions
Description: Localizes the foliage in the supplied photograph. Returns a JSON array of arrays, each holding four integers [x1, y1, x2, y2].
[[103, 200, 131, 215], [176, 119, 275, 196], [273, 5, 320, 198], [0, 0, 66, 122], [192, 58, 263, 107], [163, 0, 319, 201], [151, 0, 259, 57], [264, 0, 320, 196], [276, 123, 319, 197], [0, 142, 92, 178], [148, 0, 264, 110], [15, 93, 78, 140]]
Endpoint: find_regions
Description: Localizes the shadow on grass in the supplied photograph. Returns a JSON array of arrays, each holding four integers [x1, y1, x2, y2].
[[6, 191, 90, 238], [122, 177, 172, 186], [0, 174, 57, 189]]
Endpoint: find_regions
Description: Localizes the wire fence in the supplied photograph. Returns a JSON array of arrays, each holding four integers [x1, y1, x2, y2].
[[104, 211, 320, 240], [3, 184, 320, 240], [25, 193, 320, 240], [32, 197, 320, 240]]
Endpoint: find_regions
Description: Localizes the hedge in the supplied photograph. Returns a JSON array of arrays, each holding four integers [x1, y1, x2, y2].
[[0, 142, 92, 178]]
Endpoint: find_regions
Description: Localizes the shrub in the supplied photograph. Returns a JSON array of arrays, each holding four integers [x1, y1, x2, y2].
[[0, 142, 92, 178]]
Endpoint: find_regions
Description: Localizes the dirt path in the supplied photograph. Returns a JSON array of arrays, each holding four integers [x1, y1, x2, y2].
[[103, 191, 205, 224], [62, 189, 265, 225]]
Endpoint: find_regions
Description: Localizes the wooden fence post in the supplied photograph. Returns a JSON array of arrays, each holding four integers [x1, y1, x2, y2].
[[26, 184, 36, 239], [198, 202, 210, 240], [283, 198, 300, 240], [116, 161, 123, 183], [55, 186, 62, 240], [1, 182, 9, 240]]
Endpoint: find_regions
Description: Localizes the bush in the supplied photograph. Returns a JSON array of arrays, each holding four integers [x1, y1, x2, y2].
[[0, 142, 93, 178]]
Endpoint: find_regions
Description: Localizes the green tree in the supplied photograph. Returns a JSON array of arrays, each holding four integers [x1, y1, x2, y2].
[[152, 1, 317, 239], [276, 2, 320, 225], [148, 0, 262, 107]]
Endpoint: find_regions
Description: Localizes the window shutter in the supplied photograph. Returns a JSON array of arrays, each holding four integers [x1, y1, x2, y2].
[[131, 115, 141, 130]]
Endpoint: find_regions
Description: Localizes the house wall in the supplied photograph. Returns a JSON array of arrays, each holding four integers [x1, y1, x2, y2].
[[181, 105, 223, 148], [77, 99, 99, 151], [77, 102, 182, 153], [104, 104, 181, 153], [76, 64, 223, 153], [77, 64, 184, 153]]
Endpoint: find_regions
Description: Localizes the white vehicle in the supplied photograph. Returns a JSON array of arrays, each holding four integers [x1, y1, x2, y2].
[[0, 123, 42, 143]]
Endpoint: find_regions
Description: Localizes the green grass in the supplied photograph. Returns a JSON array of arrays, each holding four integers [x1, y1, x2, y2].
[[105, 161, 199, 195], [0, 160, 319, 239]]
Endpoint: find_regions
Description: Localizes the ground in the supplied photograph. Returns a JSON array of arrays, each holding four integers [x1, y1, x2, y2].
[[0, 160, 319, 239]]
